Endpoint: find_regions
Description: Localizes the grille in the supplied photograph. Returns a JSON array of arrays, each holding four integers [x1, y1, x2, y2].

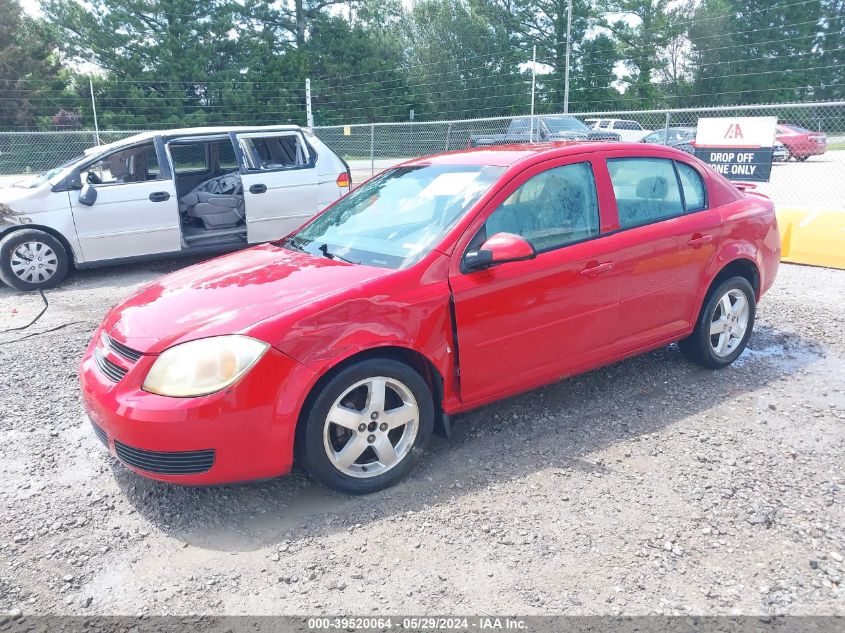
[[114, 441, 215, 475], [94, 347, 128, 382], [106, 335, 143, 362], [90, 420, 108, 447]]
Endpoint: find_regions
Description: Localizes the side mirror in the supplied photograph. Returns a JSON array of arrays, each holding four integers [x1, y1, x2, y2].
[[78, 183, 98, 206], [464, 232, 536, 271]]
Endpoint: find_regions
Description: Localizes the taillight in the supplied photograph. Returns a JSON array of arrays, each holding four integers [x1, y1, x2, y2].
[[336, 172, 350, 188]]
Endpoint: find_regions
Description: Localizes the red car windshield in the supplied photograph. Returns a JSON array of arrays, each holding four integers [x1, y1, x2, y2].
[[287, 164, 505, 269]]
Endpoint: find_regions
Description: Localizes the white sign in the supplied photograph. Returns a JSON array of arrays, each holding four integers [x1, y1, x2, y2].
[[695, 116, 777, 149], [694, 116, 778, 182]]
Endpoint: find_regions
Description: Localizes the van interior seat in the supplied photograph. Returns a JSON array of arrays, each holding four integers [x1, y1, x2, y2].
[[179, 171, 244, 229]]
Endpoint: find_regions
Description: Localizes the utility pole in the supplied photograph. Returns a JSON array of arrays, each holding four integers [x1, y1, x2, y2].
[[305, 78, 314, 130], [563, 0, 573, 113], [530, 44, 536, 143], [89, 77, 100, 146]]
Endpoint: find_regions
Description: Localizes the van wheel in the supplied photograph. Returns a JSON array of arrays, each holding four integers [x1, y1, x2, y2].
[[0, 229, 69, 291], [298, 358, 435, 495], [679, 276, 756, 369]]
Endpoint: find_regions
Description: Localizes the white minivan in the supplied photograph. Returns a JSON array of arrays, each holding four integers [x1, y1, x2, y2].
[[0, 125, 351, 290]]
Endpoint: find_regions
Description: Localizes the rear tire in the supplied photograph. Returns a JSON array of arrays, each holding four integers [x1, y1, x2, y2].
[[298, 358, 435, 495], [679, 276, 756, 369], [0, 229, 69, 291]]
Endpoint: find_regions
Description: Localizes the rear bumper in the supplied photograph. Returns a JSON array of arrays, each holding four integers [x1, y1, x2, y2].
[[79, 333, 316, 485]]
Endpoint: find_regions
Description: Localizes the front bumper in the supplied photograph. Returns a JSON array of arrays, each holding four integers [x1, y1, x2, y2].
[[79, 331, 316, 485]]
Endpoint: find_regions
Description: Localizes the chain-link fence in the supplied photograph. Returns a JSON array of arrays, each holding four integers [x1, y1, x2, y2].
[[315, 101, 845, 211], [1, 102, 843, 210]]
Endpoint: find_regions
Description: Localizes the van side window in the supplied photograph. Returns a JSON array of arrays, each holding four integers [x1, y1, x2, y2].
[[607, 158, 684, 229], [482, 162, 600, 253], [239, 134, 310, 171], [216, 141, 239, 171], [82, 143, 158, 185], [170, 144, 209, 174], [676, 162, 707, 212]]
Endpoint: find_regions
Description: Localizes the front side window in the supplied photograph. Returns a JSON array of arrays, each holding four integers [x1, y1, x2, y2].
[[607, 158, 684, 229], [676, 162, 707, 212], [481, 162, 600, 253], [170, 144, 209, 174], [545, 117, 590, 133], [82, 143, 159, 185], [287, 164, 504, 269]]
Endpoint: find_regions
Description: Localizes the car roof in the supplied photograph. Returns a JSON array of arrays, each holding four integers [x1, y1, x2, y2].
[[401, 141, 689, 168], [85, 124, 303, 156]]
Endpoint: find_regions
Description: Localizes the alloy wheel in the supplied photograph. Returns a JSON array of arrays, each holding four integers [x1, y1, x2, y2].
[[10, 241, 59, 284], [322, 376, 419, 478], [709, 288, 750, 357]]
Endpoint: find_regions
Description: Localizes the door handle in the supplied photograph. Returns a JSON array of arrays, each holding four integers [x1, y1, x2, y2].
[[687, 233, 713, 248], [580, 262, 614, 277], [249, 184, 267, 194], [148, 191, 170, 202]]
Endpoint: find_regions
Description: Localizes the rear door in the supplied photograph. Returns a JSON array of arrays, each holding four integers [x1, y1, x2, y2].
[[70, 140, 181, 262], [604, 155, 722, 352], [234, 130, 319, 243]]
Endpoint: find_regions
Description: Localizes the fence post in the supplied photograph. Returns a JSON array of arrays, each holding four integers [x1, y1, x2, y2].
[[370, 123, 375, 176], [445, 122, 452, 151], [663, 111, 671, 144]]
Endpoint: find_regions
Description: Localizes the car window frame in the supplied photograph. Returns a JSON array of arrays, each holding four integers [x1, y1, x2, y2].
[[232, 130, 317, 174], [73, 139, 169, 190], [603, 155, 712, 233], [454, 154, 618, 275], [167, 141, 211, 176]]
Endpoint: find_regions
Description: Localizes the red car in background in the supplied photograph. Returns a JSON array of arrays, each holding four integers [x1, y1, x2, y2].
[[80, 142, 780, 494], [776, 124, 827, 161]]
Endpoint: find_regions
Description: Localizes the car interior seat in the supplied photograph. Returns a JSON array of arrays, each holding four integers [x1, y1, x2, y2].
[[179, 172, 244, 229]]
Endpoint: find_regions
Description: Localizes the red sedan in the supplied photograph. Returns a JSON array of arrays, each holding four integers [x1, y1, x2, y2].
[[80, 143, 780, 494], [776, 124, 827, 161]]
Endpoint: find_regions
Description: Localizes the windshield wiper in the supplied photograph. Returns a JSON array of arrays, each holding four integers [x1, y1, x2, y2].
[[318, 243, 358, 264]]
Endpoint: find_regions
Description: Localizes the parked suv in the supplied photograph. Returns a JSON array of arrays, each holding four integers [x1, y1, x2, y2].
[[0, 125, 350, 290]]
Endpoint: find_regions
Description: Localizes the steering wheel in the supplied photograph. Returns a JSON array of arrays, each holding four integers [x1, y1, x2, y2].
[[86, 171, 102, 185]]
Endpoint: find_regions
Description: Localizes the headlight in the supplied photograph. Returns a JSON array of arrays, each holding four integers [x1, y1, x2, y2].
[[142, 335, 269, 397]]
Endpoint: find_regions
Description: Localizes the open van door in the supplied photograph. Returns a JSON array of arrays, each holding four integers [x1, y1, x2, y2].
[[233, 130, 319, 243]]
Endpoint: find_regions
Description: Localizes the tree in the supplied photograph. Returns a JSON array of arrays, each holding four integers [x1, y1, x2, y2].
[[0, 0, 70, 129], [402, 0, 526, 119], [688, 0, 830, 105], [597, 0, 683, 104]]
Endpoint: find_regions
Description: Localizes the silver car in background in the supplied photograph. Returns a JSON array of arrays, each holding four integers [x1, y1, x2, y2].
[[0, 125, 351, 290]]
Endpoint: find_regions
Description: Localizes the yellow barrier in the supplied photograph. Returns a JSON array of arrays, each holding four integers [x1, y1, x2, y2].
[[777, 207, 845, 270]]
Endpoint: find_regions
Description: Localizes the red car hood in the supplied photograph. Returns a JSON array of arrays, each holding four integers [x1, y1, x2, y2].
[[102, 243, 390, 354]]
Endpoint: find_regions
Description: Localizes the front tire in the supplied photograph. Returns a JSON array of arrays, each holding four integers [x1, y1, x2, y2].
[[0, 229, 69, 291], [298, 358, 435, 494], [679, 276, 756, 369]]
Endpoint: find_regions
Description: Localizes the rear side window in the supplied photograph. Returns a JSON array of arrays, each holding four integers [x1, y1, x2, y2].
[[216, 141, 239, 170], [483, 162, 600, 252], [170, 144, 208, 174], [676, 162, 707, 212], [607, 158, 684, 229], [239, 134, 310, 171]]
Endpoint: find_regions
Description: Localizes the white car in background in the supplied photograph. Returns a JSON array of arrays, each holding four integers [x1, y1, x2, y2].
[[585, 118, 652, 142], [0, 125, 351, 290]]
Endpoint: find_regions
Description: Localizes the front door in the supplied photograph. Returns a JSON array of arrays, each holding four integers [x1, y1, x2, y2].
[[449, 158, 622, 405], [70, 141, 181, 262], [234, 131, 319, 243]]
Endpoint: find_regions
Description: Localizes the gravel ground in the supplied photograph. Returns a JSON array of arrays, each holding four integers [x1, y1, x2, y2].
[[0, 260, 843, 617]]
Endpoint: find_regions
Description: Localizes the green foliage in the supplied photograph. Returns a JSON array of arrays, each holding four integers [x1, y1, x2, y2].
[[1, 0, 840, 130]]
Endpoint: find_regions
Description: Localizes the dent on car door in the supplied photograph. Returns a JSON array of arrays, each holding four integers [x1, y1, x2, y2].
[[235, 131, 319, 243], [605, 156, 723, 351], [448, 159, 622, 406], [69, 141, 181, 262]]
